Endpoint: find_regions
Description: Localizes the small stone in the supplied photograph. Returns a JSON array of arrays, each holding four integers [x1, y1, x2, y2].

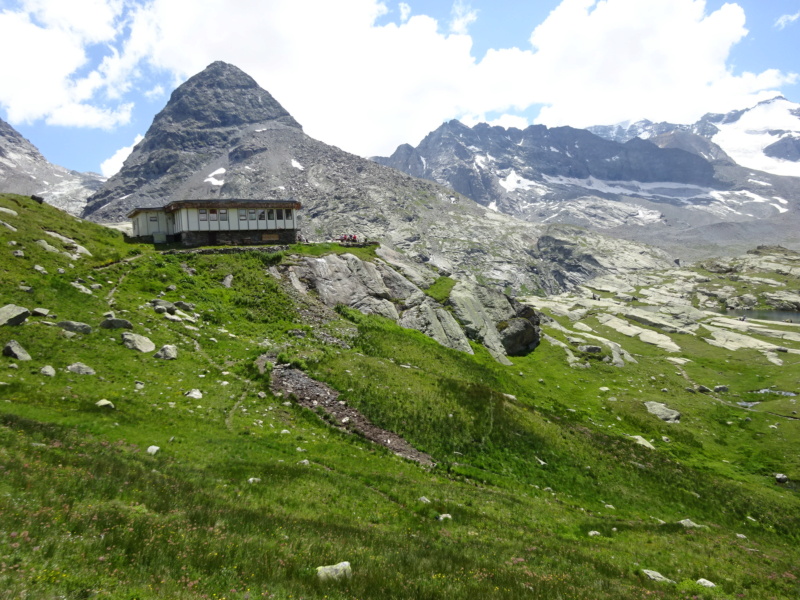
[[154, 344, 178, 360], [775, 473, 788, 484], [605, 504, 615, 510], [146, 445, 160, 455], [437, 514, 452, 521], [418, 496, 431, 503], [697, 385, 711, 393], [247, 477, 261, 484], [100, 318, 133, 329], [298, 459, 310, 466], [95, 399, 115, 409], [40, 365, 56, 377], [678, 518, 704, 528], [736, 533, 747, 539], [631, 435, 655, 450], [588, 530, 601, 537], [257, 391, 267, 399], [714, 385, 728, 393], [696, 579, 716, 588], [184, 389, 203, 399], [316, 561, 351, 581], [280, 430, 290, 434], [67, 362, 95, 375], [57, 321, 92, 335], [32, 308, 50, 317]]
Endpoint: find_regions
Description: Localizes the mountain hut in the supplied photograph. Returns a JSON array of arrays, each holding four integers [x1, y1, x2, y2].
[[127, 199, 301, 245]]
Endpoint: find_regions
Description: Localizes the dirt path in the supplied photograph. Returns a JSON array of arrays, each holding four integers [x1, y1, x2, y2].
[[269, 364, 435, 467]]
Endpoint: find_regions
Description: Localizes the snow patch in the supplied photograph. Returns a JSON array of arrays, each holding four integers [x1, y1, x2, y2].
[[748, 179, 772, 186], [291, 159, 304, 170], [499, 169, 541, 193], [711, 97, 800, 177], [487, 201, 498, 212], [773, 196, 788, 205], [204, 168, 226, 186]]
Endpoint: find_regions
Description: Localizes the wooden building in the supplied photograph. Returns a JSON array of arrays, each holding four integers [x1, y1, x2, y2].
[[128, 199, 301, 245]]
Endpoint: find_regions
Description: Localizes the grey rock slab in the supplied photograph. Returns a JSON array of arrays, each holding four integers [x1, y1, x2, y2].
[[154, 344, 178, 360], [678, 519, 705, 528], [67, 362, 95, 375], [40, 365, 56, 377], [3, 340, 31, 361], [100, 318, 133, 329], [151, 299, 176, 314], [644, 401, 681, 423], [164, 313, 183, 322], [174, 301, 196, 311], [121, 332, 156, 353], [398, 298, 473, 354], [57, 321, 92, 334], [0, 304, 30, 326], [642, 570, 675, 584], [631, 435, 655, 450], [32, 308, 50, 317]]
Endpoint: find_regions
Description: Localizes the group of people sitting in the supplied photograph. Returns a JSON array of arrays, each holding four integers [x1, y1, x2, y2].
[[336, 234, 359, 243]]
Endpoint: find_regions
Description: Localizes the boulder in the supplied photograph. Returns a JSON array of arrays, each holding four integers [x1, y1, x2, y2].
[[714, 385, 728, 393], [67, 362, 95, 375], [3, 340, 31, 361], [644, 401, 681, 423], [775, 473, 789, 484], [151, 299, 176, 314], [696, 579, 716, 588], [499, 317, 541, 355], [57, 321, 93, 334], [0, 304, 30, 326], [154, 344, 178, 360], [40, 365, 56, 377], [316, 562, 352, 581], [100, 318, 133, 329], [32, 308, 50, 317], [121, 332, 156, 353], [174, 301, 196, 311], [70, 282, 93, 295]]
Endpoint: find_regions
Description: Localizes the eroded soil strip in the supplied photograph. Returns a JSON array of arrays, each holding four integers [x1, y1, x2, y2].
[[270, 365, 434, 467]]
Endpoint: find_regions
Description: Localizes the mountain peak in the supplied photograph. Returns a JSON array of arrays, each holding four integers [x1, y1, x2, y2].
[[143, 61, 301, 149]]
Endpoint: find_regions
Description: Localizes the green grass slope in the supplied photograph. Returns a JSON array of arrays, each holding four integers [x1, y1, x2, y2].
[[0, 194, 798, 599]]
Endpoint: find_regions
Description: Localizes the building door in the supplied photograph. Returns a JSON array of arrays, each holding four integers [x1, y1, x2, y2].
[[208, 232, 217, 245]]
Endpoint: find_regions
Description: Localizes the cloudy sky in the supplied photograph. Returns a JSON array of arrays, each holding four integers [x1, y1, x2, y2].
[[1, 0, 799, 176]]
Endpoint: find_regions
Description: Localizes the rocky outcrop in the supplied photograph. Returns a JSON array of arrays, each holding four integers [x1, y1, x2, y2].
[[0, 304, 30, 327], [449, 280, 540, 364], [290, 253, 474, 355]]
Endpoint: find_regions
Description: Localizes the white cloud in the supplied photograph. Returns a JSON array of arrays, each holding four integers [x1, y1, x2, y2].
[[449, 0, 477, 35], [100, 133, 143, 177], [0, 1, 131, 128], [0, 0, 797, 161], [775, 11, 800, 29], [399, 2, 411, 23]]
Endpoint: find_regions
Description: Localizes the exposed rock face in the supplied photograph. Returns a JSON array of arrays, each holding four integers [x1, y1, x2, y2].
[[449, 280, 540, 364], [57, 321, 92, 335], [398, 298, 473, 354], [0, 116, 104, 215]]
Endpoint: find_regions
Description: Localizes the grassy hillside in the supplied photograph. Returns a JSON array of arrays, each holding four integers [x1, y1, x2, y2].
[[0, 193, 798, 599]]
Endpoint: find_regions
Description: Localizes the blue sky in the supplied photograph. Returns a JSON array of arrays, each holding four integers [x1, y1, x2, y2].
[[1, 0, 798, 176]]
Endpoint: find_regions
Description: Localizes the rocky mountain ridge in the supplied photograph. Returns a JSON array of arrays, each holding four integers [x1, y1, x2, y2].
[[0, 117, 104, 215], [373, 115, 800, 259]]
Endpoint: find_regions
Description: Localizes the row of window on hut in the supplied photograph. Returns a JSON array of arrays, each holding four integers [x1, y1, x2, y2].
[[196, 208, 294, 222]]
